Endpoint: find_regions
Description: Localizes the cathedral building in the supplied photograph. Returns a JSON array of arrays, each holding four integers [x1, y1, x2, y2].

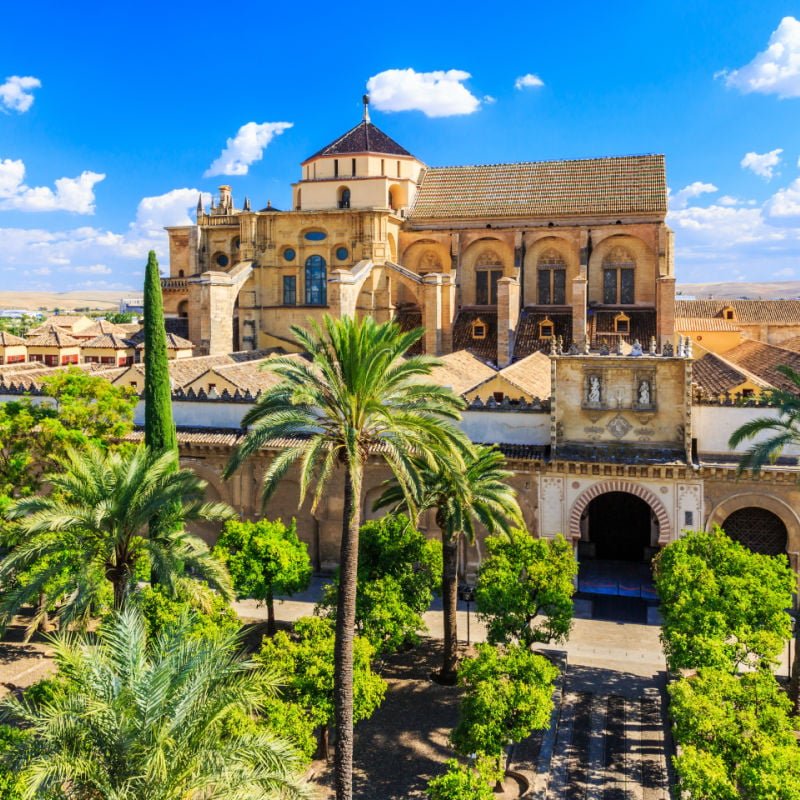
[[163, 99, 675, 367]]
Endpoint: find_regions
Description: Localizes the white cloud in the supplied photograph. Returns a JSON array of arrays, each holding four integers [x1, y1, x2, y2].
[[740, 148, 783, 179], [0, 187, 209, 290], [0, 76, 41, 113], [766, 177, 800, 218], [71, 263, 111, 275], [0, 158, 105, 213], [204, 122, 292, 177], [718, 195, 741, 206], [515, 73, 545, 90], [670, 181, 718, 210], [366, 68, 481, 117], [773, 267, 796, 277], [483, 95, 497, 104], [720, 17, 800, 98]]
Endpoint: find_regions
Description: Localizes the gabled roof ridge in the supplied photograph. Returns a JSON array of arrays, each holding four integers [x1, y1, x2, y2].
[[426, 153, 665, 171]]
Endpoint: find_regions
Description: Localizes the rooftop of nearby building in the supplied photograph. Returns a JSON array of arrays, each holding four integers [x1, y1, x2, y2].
[[719, 339, 800, 392], [409, 154, 667, 220], [675, 316, 741, 332], [25, 326, 82, 348], [675, 299, 800, 325], [0, 331, 26, 347], [691, 351, 770, 396]]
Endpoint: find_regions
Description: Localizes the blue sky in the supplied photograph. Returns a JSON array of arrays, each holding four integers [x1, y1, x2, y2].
[[1, 1, 799, 292]]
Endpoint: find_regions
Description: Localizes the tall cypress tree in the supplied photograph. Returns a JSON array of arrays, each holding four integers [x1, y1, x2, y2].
[[143, 250, 177, 455]]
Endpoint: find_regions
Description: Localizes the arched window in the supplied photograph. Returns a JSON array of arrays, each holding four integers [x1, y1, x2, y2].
[[388, 186, 400, 211], [338, 187, 351, 209], [305, 255, 327, 306], [296, 189, 302, 210], [721, 507, 787, 556], [475, 250, 503, 305], [537, 249, 566, 305], [602, 246, 635, 305]]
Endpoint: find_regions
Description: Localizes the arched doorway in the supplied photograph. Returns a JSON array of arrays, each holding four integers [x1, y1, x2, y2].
[[720, 507, 788, 556], [578, 491, 659, 623]]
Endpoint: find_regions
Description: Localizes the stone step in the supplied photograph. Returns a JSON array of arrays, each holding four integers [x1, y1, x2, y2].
[[640, 689, 670, 800], [543, 691, 581, 800]]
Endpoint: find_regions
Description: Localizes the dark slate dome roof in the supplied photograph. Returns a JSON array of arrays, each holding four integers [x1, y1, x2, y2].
[[304, 120, 412, 162]]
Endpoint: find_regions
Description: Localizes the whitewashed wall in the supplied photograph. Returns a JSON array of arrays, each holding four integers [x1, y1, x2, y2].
[[693, 404, 800, 457]]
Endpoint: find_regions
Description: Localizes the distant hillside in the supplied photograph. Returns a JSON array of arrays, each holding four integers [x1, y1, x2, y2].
[[0, 290, 130, 312], [676, 281, 800, 300]]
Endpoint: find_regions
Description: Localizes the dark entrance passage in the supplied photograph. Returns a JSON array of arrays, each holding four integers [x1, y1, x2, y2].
[[577, 492, 658, 624]]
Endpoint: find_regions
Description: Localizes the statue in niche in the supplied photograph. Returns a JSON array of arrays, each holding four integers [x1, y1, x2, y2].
[[588, 376, 601, 404], [639, 380, 651, 406], [420, 250, 441, 271]]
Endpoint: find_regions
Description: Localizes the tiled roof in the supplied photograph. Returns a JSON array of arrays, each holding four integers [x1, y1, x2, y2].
[[452, 310, 497, 363], [133, 332, 194, 350], [410, 155, 667, 220], [775, 336, 800, 353], [25, 326, 82, 348], [675, 299, 800, 325], [428, 350, 496, 395], [0, 331, 26, 346], [720, 340, 800, 392], [82, 333, 135, 350], [513, 309, 572, 359], [691, 352, 763, 396], [305, 120, 412, 162], [675, 317, 741, 332], [591, 309, 656, 349], [394, 306, 423, 355], [74, 320, 129, 339], [495, 351, 552, 398]]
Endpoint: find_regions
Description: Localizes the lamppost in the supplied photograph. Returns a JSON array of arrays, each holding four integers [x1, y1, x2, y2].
[[458, 584, 476, 646]]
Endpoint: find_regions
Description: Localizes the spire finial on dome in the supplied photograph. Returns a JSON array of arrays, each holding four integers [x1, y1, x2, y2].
[[362, 93, 370, 123]]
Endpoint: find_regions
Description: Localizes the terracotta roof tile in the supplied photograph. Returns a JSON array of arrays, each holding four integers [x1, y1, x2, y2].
[[676, 317, 741, 332], [428, 351, 496, 395], [495, 351, 552, 398], [721, 340, 800, 392], [410, 155, 666, 220], [0, 331, 26, 346], [513, 309, 572, 359], [82, 333, 135, 350], [452, 310, 497, 363], [25, 326, 82, 348], [675, 299, 800, 325], [691, 353, 755, 396]]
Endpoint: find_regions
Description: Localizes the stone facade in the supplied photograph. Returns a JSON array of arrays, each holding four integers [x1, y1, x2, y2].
[[164, 106, 674, 364]]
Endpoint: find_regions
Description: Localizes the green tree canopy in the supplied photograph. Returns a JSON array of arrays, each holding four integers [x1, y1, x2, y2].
[[215, 518, 312, 635], [131, 581, 240, 641], [375, 444, 522, 682], [476, 530, 576, 649], [0, 368, 137, 499], [653, 528, 795, 671], [426, 758, 501, 800], [1, 444, 234, 635], [0, 609, 310, 799], [669, 668, 800, 800], [256, 615, 386, 759], [318, 514, 442, 653], [451, 643, 558, 763]]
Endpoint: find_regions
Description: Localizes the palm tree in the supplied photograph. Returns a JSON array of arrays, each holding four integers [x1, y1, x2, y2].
[[728, 364, 800, 705], [375, 444, 523, 683], [728, 366, 800, 473], [223, 314, 466, 800], [0, 608, 310, 799], [1, 444, 234, 637]]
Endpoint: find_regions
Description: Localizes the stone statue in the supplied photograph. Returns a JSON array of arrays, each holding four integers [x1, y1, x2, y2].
[[638, 380, 650, 406], [631, 339, 643, 356], [649, 336, 657, 355], [588, 376, 601, 404]]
